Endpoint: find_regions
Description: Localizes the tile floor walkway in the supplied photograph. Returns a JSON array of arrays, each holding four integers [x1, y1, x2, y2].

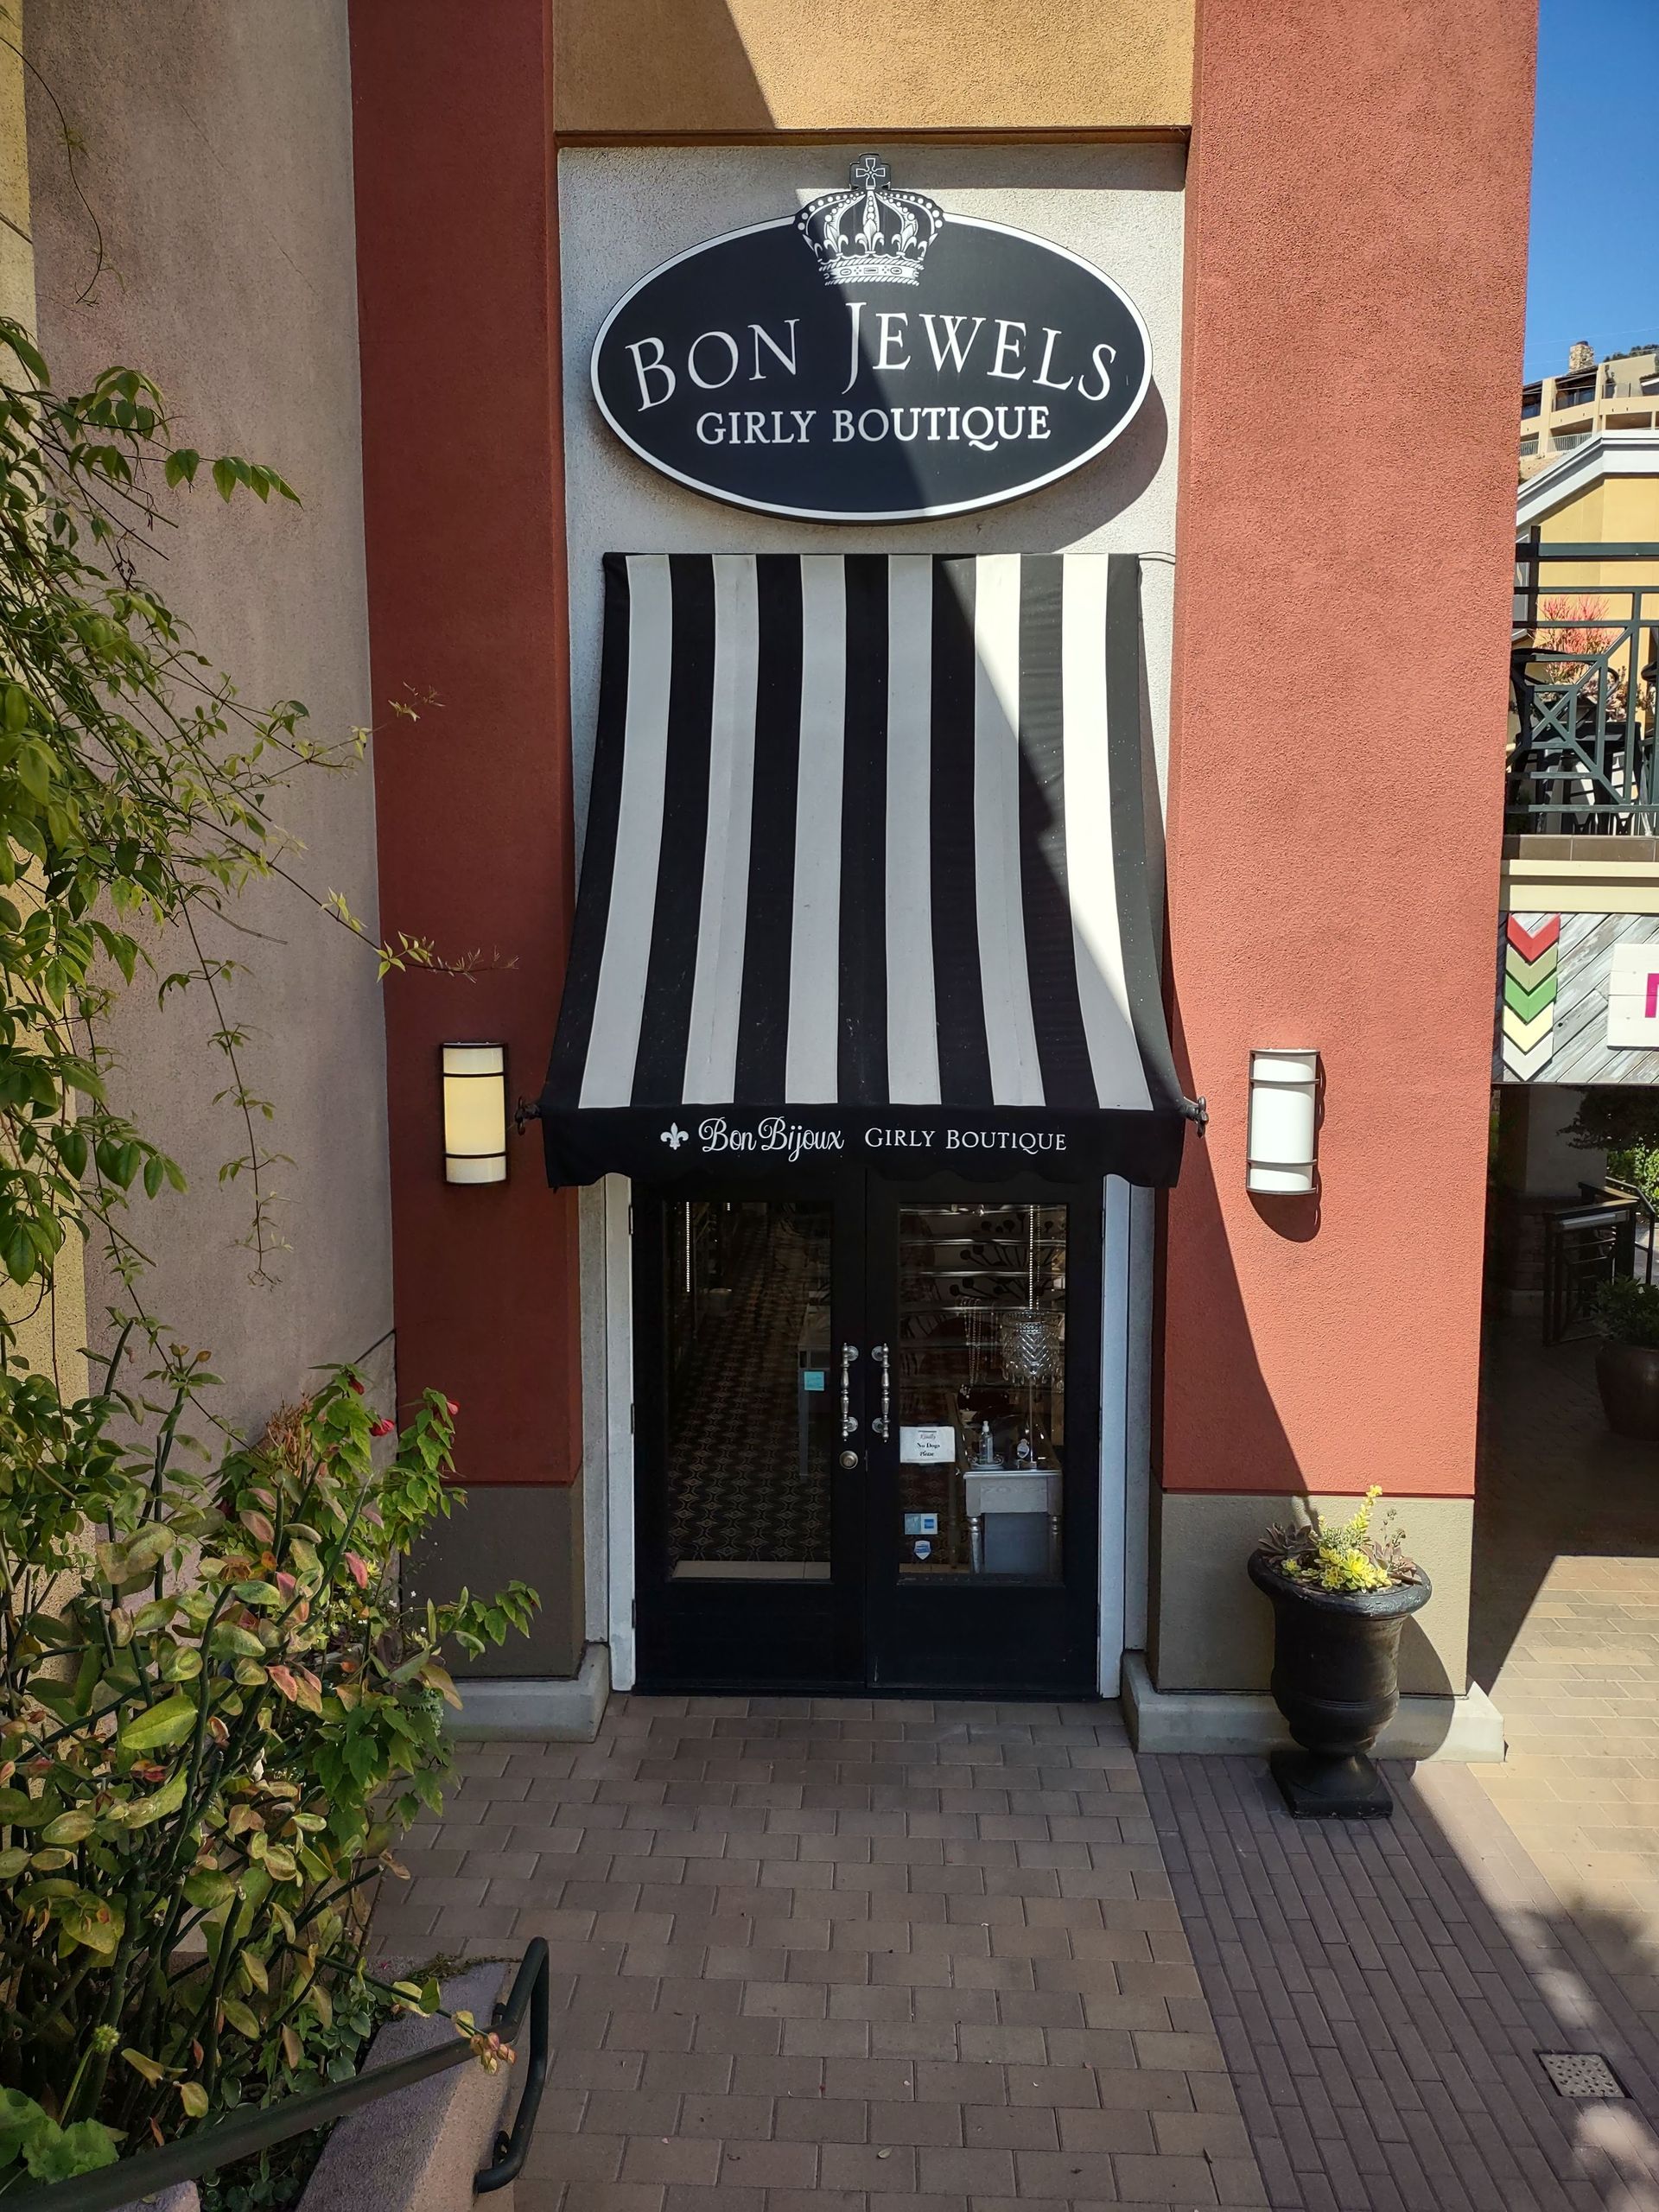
[[1471, 1320, 1659, 2028], [372, 1699, 1270, 2211]]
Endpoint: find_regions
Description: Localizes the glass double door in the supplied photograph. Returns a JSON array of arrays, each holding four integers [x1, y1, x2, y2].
[[632, 1172, 1103, 1694]]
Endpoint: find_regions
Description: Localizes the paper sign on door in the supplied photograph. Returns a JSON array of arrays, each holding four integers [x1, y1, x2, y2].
[[900, 1425, 955, 1464]]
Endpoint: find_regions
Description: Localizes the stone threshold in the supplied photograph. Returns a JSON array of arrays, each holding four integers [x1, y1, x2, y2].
[[444, 1641, 611, 1742], [1122, 1651, 1506, 1762]]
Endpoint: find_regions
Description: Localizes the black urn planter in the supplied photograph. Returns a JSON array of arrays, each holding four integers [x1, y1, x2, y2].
[[1248, 1548, 1432, 1819], [1594, 1341, 1659, 1441]]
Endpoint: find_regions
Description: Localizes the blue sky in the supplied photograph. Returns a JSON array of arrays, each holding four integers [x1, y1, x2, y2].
[[1525, 0, 1659, 381]]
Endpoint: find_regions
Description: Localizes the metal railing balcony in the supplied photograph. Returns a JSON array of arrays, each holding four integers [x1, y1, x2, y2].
[[1507, 535, 1659, 836]]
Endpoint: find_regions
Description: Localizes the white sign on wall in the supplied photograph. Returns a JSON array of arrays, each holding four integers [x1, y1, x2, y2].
[[1605, 940, 1659, 1047]]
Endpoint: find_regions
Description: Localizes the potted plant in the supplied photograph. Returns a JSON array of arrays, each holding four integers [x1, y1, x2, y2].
[[1591, 1276, 1659, 1440], [1248, 1489, 1429, 1820]]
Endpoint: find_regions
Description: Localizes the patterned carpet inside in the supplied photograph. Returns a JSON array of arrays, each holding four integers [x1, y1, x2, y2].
[[667, 1205, 831, 1566]]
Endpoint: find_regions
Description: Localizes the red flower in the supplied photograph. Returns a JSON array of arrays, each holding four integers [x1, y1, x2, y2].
[[445, 1399, 459, 1416], [349, 1376, 365, 1395], [370, 1417, 395, 1438]]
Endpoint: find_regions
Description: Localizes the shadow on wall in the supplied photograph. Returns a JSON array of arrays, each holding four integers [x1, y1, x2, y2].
[[1155, 1027, 1304, 1484], [1160, 988, 1459, 1723], [559, 0, 773, 132]]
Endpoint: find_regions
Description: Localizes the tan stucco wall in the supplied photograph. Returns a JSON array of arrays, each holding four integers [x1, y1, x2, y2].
[[556, 0, 1194, 136], [0, 2, 31, 323], [1150, 1490, 1473, 1700], [1534, 476, 1659, 596], [23, 3, 393, 1438], [0, 1, 87, 1400], [1503, 853, 1659, 916]]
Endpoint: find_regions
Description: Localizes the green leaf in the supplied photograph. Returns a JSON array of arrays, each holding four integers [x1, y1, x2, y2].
[[117, 1769, 187, 1828], [0, 2089, 50, 2164], [60, 1891, 124, 1956], [28, 2122, 119, 2182], [40, 1808, 93, 1846], [209, 1623, 265, 1659], [183, 1868, 235, 1911], [178, 2082, 209, 2120], [220, 1996, 261, 2041], [122, 2049, 168, 2087], [117, 1691, 198, 1751]]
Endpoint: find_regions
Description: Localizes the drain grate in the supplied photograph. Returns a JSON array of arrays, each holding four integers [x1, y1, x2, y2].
[[1538, 2050, 1627, 2100]]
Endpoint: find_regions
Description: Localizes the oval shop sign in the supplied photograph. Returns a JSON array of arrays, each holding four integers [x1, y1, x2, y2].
[[590, 157, 1152, 524]]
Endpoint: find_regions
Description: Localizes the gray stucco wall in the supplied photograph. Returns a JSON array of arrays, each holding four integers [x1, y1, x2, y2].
[[24, 3, 393, 1432]]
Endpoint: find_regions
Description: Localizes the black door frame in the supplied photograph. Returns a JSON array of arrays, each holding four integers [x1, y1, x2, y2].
[[632, 1170, 1103, 1696], [863, 1169, 1103, 1696], [632, 1173, 867, 1691]]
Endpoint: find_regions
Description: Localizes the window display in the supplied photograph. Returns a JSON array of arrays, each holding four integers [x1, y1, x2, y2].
[[894, 1202, 1067, 1580]]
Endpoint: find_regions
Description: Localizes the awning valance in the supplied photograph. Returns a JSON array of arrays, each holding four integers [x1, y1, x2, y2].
[[538, 551, 1196, 1188]]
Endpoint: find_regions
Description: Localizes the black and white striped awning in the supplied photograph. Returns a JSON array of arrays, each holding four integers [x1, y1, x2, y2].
[[538, 552, 1196, 1187]]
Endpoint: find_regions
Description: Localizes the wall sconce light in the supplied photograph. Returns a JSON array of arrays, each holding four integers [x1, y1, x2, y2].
[[1247, 1048, 1319, 1194], [442, 1042, 508, 1185]]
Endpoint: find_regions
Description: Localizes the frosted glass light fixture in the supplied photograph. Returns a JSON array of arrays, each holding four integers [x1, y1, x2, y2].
[[442, 1042, 508, 1185], [1246, 1049, 1319, 1194]]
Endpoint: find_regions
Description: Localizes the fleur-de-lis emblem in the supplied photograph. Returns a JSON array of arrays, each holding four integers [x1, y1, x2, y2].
[[660, 1122, 688, 1150]]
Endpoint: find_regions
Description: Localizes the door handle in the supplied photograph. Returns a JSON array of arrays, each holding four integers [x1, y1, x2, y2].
[[870, 1342, 890, 1438], [839, 1342, 859, 1439]]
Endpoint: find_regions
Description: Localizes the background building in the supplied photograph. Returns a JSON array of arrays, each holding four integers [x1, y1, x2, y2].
[[1521, 339, 1659, 477]]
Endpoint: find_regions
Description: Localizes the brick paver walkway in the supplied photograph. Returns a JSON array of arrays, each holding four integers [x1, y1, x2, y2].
[[372, 1698, 1269, 2211], [369, 1316, 1659, 2212], [1144, 1753, 1659, 2212]]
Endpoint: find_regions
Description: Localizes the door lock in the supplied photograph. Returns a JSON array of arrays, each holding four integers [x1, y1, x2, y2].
[[837, 1448, 861, 1471]]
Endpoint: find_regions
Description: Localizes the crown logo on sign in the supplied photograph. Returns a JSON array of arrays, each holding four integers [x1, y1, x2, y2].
[[795, 156, 944, 289]]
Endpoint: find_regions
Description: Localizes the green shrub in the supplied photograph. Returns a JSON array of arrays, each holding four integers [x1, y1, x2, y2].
[[1592, 1274, 1659, 1349], [1607, 1144, 1659, 1209], [0, 1354, 535, 2179]]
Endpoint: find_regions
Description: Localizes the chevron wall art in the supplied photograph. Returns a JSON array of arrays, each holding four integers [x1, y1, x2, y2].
[[1500, 912, 1560, 1079], [1494, 912, 1659, 1085]]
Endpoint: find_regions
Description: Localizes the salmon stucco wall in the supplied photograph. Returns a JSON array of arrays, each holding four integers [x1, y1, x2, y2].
[[1160, 0, 1536, 1502], [349, 0, 582, 1498]]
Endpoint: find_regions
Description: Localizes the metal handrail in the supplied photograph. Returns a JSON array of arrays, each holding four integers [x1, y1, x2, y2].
[[3, 1939, 550, 2212]]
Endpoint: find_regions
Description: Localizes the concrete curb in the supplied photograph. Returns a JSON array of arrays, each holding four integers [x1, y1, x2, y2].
[[301, 1965, 514, 2212], [444, 1643, 610, 1742], [1122, 1650, 1507, 1762]]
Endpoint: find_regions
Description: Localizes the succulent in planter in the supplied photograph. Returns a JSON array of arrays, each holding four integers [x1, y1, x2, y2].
[[1590, 1276, 1659, 1441], [1249, 1490, 1430, 1821]]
